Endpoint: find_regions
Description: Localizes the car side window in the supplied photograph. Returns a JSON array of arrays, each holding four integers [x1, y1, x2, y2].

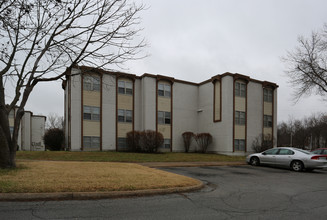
[[323, 149, 327, 155], [312, 149, 322, 154], [264, 148, 279, 155], [278, 149, 294, 155]]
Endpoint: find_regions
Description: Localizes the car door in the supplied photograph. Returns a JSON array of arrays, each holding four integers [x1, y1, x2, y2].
[[260, 148, 279, 165], [275, 149, 294, 167]]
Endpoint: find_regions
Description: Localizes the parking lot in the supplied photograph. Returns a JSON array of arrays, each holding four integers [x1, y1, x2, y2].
[[1, 165, 327, 219]]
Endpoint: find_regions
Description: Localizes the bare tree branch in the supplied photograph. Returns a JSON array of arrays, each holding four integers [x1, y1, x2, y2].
[[283, 24, 327, 102], [0, 0, 146, 168]]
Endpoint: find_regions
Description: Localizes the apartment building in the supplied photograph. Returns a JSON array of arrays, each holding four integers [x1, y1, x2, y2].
[[9, 109, 46, 151], [63, 66, 278, 155]]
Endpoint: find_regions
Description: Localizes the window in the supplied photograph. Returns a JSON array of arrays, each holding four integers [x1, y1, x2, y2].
[[158, 111, 171, 124], [161, 139, 171, 149], [234, 139, 245, 151], [83, 106, 100, 121], [264, 115, 273, 127], [118, 138, 127, 150], [235, 111, 246, 125], [263, 148, 279, 155], [312, 149, 323, 154], [235, 82, 246, 97], [83, 75, 100, 91], [158, 83, 171, 97], [264, 88, 273, 102], [118, 80, 133, 95], [117, 109, 133, 123], [278, 149, 294, 155], [83, 136, 100, 149]]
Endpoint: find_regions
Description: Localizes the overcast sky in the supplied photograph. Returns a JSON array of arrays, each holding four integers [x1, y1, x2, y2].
[[25, 0, 327, 122]]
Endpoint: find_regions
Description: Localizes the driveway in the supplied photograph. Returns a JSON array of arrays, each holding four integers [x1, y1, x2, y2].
[[1, 165, 327, 219]]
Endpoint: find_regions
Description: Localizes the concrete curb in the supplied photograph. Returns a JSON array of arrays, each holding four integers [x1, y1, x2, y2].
[[139, 161, 247, 168], [0, 181, 204, 202]]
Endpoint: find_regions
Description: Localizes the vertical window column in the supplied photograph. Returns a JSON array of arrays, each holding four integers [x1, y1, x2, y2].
[[234, 79, 247, 152], [157, 80, 173, 152]]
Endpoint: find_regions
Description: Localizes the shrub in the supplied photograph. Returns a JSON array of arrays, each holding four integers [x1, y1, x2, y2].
[[126, 131, 141, 152], [195, 133, 212, 153], [126, 130, 164, 153], [139, 130, 164, 153], [252, 134, 275, 153], [43, 128, 64, 151], [182, 132, 194, 153]]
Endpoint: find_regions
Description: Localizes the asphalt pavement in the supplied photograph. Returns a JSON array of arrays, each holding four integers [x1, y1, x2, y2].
[[1, 165, 327, 219]]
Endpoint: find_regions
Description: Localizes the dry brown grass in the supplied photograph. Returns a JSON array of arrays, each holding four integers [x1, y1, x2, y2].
[[0, 161, 200, 193]]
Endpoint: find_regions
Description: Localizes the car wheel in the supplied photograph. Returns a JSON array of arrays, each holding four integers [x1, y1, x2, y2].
[[291, 161, 304, 172], [250, 157, 260, 166]]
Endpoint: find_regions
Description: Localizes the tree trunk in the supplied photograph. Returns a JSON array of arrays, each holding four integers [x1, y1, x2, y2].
[[0, 122, 15, 168], [0, 106, 16, 168]]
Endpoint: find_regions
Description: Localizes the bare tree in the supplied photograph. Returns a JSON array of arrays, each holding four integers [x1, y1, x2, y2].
[[0, 0, 145, 168], [46, 113, 64, 130], [283, 24, 327, 102]]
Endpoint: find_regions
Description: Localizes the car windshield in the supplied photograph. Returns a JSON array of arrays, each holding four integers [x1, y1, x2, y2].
[[294, 149, 312, 155]]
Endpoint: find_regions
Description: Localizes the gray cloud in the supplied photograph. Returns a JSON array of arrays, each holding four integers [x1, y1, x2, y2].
[[21, 0, 327, 122]]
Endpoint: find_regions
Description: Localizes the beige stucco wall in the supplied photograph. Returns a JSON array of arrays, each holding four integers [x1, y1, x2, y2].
[[83, 91, 101, 106], [117, 94, 133, 110], [235, 97, 246, 111], [235, 125, 246, 139], [264, 127, 273, 137], [83, 121, 100, 136], [158, 97, 171, 112], [264, 102, 273, 115], [117, 123, 133, 137], [158, 124, 171, 138]]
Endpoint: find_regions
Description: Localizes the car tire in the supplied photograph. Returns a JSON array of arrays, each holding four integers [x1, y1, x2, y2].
[[291, 160, 304, 172], [250, 157, 260, 166]]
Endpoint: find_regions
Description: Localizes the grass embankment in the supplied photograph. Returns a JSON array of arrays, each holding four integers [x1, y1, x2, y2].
[[17, 151, 245, 162], [0, 161, 200, 193]]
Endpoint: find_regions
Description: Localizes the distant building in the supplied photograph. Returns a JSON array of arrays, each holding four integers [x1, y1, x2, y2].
[[9, 109, 46, 151], [63, 66, 278, 155]]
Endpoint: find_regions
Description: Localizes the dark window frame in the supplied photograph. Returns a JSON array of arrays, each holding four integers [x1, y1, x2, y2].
[[264, 115, 273, 127], [83, 75, 100, 92], [234, 139, 245, 151], [83, 106, 100, 121], [158, 111, 171, 125], [118, 80, 133, 95], [235, 111, 246, 125], [158, 83, 171, 97], [117, 109, 133, 123], [264, 88, 273, 102], [235, 82, 246, 97], [83, 136, 100, 149]]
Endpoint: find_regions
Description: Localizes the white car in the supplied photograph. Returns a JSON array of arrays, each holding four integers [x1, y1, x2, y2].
[[246, 147, 327, 172]]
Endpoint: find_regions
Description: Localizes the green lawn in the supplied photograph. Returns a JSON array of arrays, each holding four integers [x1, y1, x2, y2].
[[16, 151, 245, 163]]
